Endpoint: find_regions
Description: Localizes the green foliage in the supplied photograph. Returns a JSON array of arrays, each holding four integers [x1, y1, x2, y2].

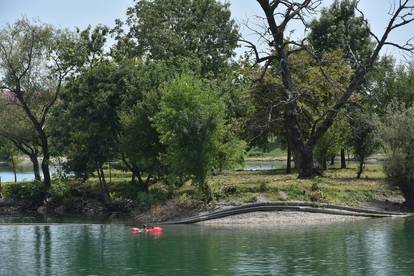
[[3, 181, 44, 202], [113, 0, 239, 75], [247, 50, 352, 156], [382, 104, 414, 206], [176, 193, 200, 210], [52, 61, 123, 178], [309, 0, 374, 65], [133, 185, 169, 208], [154, 74, 230, 198], [50, 178, 69, 201], [0, 139, 21, 178], [365, 59, 414, 115], [348, 108, 380, 178], [314, 113, 350, 169]]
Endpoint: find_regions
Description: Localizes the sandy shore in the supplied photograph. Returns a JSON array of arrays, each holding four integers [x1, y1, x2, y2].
[[197, 211, 369, 225]]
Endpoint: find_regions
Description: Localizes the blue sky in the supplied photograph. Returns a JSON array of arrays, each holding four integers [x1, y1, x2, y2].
[[0, 0, 412, 61]]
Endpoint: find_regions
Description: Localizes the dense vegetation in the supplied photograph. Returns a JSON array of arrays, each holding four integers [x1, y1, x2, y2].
[[0, 0, 414, 213]]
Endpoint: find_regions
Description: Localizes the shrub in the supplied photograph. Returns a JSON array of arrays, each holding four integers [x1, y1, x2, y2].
[[50, 178, 69, 201], [176, 193, 199, 210], [382, 104, 414, 206], [2, 181, 44, 202], [136, 192, 155, 209]]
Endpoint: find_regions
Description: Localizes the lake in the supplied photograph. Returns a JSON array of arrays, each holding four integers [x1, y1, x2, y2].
[[1, 217, 414, 275], [0, 163, 61, 183], [0, 161, 286, 182]]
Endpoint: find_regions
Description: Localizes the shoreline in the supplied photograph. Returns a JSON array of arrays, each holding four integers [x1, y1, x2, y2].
[[197, 211, 369, 225]]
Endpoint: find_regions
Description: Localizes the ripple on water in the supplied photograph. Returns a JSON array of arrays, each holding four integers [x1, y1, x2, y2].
[[0, 218, 414, 275]]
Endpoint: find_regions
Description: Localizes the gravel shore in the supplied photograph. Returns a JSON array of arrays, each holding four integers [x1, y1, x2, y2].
[[197, 211, 368, 225]]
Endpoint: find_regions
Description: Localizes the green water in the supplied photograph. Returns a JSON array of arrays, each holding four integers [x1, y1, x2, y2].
[[1, 217, 414, 275]]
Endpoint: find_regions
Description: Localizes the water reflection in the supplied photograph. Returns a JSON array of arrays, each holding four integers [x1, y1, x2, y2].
[[0, 163, 60, 182], [1, 218, 414, 275]]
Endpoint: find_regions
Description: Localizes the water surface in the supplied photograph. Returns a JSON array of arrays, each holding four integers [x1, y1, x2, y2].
[[1, 217, 414, 275]]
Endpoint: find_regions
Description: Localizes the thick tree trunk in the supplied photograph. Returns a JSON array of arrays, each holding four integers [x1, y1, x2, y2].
[[294, 146, 314, 178], [286, 142, 292, 174], [341, 148, 346, 169], [29, 155, 41, 181], [256, 0, 395, 180], [41, 156, 51, 189]]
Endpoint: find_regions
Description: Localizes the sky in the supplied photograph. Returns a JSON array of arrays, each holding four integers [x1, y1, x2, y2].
[[0, 0, 412, 62]]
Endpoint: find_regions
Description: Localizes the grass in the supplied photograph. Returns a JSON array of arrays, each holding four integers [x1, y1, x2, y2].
[[208, 162, 402, 207], [0, 161, 402, 209]]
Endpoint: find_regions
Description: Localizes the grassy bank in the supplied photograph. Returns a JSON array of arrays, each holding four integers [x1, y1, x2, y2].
[[0, 162, 404, 217], [208, 162, 402, 207]]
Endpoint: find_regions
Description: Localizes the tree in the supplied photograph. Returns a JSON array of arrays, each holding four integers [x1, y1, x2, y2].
[[0, 19, 72, 191], [118, 61, 174, 192], [348, 108, 379, 178], [314, 118, 344, 170], [309, 0, 374, 65], [366, 59, 414, 115], [247, 49, 352, 173], [244, 0, 414, 178], [52, 61, 123, 207], [154, 74, 242, 200], [309, 0, 375, 168], [112, 0, 239, 75], [0, 139, 21, 183], [382, 104, 414, 207], [0, 91, 41, 180]]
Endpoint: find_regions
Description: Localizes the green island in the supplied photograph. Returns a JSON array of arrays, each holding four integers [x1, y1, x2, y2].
[[1, 0, 414, 274]]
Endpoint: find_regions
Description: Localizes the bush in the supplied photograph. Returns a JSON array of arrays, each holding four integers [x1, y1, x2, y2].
[[382, 104, 414, 206], [211, 183, 237, 200], [50, 178, 69, 201], [176, 193, 200, 210], [136, 192, 155, 209], [2, 181, 44, 202]]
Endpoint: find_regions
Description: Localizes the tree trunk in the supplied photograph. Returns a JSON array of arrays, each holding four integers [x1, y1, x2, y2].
[[401, 187, 414, 209], [40, 137, 51, 190], [356, 157, 364, 179], [11, 158, 17, 183], [341, 148, 346, 169], [29, 155, 41, 181], [322, 156, 327, 171], [108, 162, 112, 184], [330, 156, 335, 165], [96, 164, 112, 208], [294, 146, 315, 178], [286, 141, 292, 174]]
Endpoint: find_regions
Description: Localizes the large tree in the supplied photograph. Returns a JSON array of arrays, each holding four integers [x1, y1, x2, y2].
[[0, 19, 73, 190], [309, 0, 376, 169], [112, 0, 239, 75], [245, 0, 414, 178], [52, 61, 125, 207], [154, 74, 243, 200], [309, 0, 374, 65]]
